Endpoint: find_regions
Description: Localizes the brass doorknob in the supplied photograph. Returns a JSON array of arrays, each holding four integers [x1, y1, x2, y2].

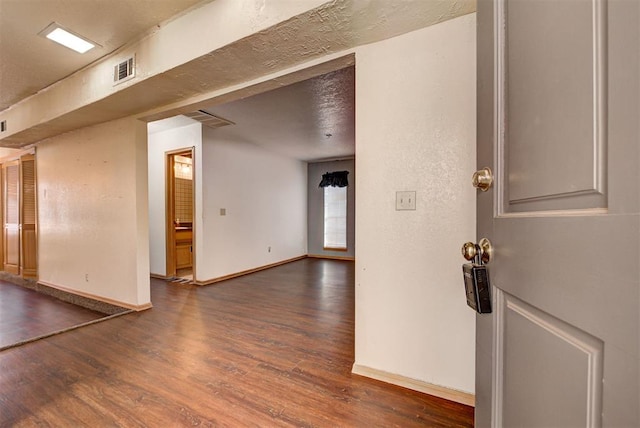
[[461, 238, 493, 264], [478, 238, 493, 264], [472, 167, 493, 191], [461, 242, 477, 261]]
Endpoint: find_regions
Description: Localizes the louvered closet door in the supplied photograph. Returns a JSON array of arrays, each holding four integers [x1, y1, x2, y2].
[[20, 154, 37, 277], [3, 160, 20, 274]]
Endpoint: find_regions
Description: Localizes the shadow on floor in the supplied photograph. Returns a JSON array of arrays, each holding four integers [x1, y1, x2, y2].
[[0, 280, 131, 351]]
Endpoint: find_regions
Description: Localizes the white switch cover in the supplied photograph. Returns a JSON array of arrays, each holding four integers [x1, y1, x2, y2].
[[396, 191, 416, 210]]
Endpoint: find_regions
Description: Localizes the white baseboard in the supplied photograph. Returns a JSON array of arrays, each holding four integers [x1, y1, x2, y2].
[[352, 364, 475, 407]]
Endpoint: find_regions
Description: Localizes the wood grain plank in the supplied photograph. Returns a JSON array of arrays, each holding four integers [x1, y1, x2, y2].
[[0, 259, 473, 427]]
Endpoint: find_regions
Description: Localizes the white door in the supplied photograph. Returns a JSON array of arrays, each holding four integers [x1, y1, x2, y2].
[[476, 0, 639, 426]]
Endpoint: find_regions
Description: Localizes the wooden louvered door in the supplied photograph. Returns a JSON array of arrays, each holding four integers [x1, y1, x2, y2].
[[1, 154, 37, 277], [20, 154, 37, 277], [3, 160, 20, 274]]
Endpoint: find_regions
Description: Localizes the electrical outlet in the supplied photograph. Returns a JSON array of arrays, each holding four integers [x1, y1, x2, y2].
[[396, 191, 416, 210], [85, 273, 89, 282]]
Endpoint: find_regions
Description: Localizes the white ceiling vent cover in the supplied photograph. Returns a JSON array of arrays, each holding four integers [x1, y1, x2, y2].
[[113, 56, 135, 85], [184, 110, 235, 129]]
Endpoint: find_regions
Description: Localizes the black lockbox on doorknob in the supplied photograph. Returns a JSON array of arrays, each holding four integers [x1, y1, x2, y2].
[[462, 263, 492, 314]]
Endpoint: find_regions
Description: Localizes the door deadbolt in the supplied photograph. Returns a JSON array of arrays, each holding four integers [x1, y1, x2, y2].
[[461, 238, 493, 265], [472, 167, 494, 191]]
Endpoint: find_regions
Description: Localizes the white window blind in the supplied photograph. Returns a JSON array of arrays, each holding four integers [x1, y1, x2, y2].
[[324, 186, 347, 249]]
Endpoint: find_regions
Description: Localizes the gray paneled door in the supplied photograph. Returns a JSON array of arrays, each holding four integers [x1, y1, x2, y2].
[[475, 0, 639, 426]]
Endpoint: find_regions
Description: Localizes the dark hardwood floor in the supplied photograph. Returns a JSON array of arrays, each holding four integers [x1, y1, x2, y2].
[[0, 280, 107, 350], [0, 258, 473, 427]]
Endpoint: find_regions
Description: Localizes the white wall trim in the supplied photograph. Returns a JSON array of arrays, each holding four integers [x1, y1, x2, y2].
[[352, 364, 475, 407]]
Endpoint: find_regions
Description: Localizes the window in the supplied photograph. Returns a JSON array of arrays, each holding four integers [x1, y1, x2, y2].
[[324, 186, 347, 250]]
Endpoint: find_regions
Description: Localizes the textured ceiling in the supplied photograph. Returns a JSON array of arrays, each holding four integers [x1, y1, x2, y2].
[[0, 0, 208, 111], [149, 66, 355, 162], [202, 66, 355, 161]]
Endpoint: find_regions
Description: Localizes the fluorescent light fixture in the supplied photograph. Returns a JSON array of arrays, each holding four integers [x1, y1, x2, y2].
[[39, 22, 97, 54]]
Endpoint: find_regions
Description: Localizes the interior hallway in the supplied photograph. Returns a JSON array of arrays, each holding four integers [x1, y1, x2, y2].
[[0, 258, 473, 426]]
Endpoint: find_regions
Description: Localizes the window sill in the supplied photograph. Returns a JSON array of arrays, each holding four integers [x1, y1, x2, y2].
[[323, 247, 348, 252]]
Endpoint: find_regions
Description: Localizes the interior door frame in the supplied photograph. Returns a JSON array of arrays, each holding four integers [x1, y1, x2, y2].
[[165, 147, 195, 279]]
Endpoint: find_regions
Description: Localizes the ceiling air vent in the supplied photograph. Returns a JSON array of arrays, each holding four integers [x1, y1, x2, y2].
[[113, 56, 135, 86], [184, 110, 235, 129]]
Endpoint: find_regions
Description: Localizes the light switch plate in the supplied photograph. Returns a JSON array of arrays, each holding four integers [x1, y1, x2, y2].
[[396, 191, 416, 210]]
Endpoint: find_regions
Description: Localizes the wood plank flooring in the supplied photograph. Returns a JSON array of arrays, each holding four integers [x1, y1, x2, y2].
[[0, 258, 474, 427], [0, 280, 107, 350]]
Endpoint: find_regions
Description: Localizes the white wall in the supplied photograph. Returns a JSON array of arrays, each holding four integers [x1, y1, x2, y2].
[[199, 126, 307, 281], [0, 148, 20, 159], [147, 117, 203, 277], [354, 14, 477, 394], [37, 117, 150, 308]]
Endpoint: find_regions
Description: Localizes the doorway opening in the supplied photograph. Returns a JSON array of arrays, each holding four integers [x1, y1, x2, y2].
[[165, 148, 195, 282], [146, 55, 355, 287]]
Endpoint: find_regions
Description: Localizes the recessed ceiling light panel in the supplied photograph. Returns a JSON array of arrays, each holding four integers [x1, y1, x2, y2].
[[38, 22, 98, 54]]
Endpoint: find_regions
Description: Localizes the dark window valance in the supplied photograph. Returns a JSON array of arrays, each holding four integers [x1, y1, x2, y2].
[[319, 171, 349, 188]]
